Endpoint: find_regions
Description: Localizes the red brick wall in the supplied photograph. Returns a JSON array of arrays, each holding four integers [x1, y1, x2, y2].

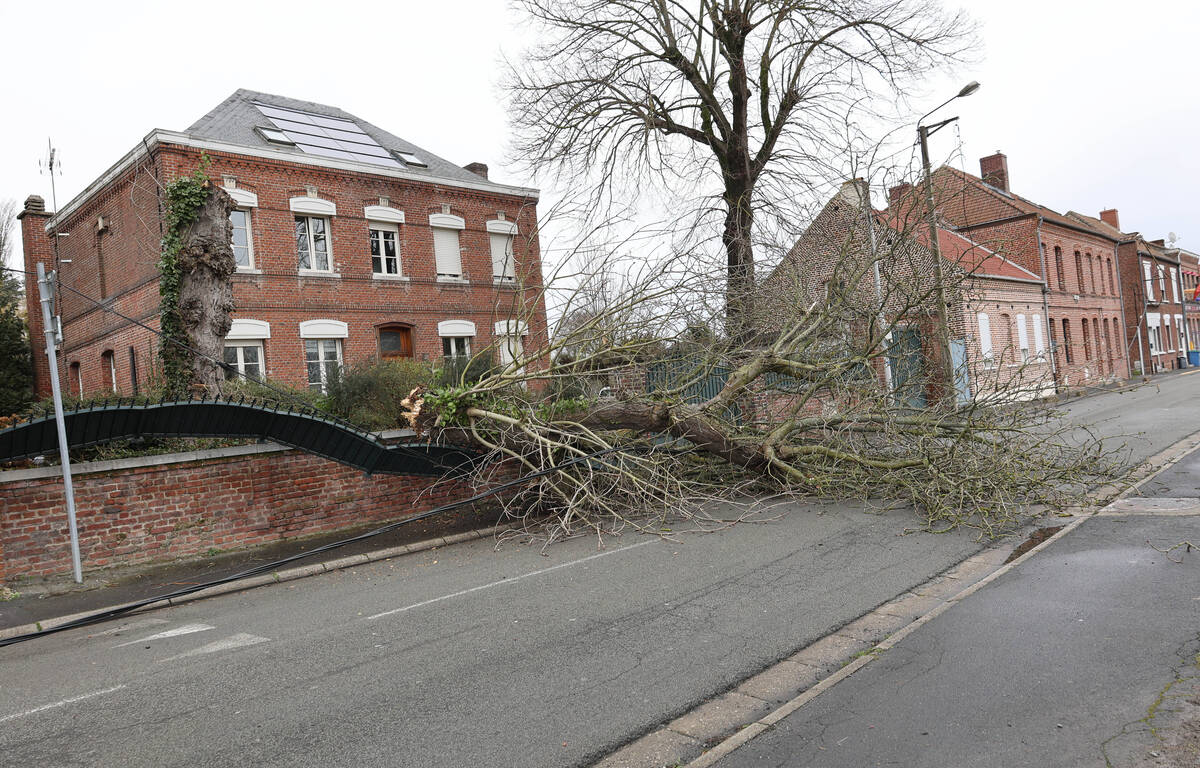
[[26, 140, 549, 398], [931, 170, 1130, 387], [0, 445, 493, 581], [1117, 240, 1187, 374]]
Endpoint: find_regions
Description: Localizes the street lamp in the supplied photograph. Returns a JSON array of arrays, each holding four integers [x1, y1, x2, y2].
[[917, 81, 980, 407]]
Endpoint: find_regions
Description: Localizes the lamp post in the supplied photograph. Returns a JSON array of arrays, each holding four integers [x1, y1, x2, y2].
[[917, 81, 980, 407]]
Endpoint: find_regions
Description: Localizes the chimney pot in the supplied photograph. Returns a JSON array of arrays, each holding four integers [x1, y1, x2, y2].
[[979, 152, 1009, 193], [1099, 208, 1120, 231], [23, 195, 45, 212], [464, 162, 489, 180]]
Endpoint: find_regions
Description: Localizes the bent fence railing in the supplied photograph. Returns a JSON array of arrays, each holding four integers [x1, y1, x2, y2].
[[0, 399, 477, 477]]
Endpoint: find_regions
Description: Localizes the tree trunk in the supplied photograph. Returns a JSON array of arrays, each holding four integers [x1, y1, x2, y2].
[[177, 186, 236, 396], [723, 188, 756, 344]]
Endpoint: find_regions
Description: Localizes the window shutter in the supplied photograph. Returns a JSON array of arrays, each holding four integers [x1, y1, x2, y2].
[[1171, 268, 1178, 303], [1032, 314, 1045, 355], [977, 313, 992, 361], [1144, 261, 1154, 300], [1016, 314, 1029, 354], [433, 227, 462, 277], [489, 232, 515, 279]]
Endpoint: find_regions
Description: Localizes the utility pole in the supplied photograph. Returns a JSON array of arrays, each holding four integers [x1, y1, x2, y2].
[[35, 263, 82, 583], [916, 82, 980, 407]]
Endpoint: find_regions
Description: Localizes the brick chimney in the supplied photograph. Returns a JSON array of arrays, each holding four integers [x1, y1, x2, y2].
[[836, 178, 870, 209], [979, 152, 1009, 193], [464, 162, 489, 180], [888, 182, 914, 206], [1099, 209, 1120, 230], [17, 194, 55, 397]]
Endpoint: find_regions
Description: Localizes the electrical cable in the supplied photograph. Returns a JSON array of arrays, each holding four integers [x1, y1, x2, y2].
[[0, 443, 634, 648]]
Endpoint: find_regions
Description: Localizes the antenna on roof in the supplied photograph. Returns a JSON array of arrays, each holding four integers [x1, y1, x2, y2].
[[39, 140, 71, 264]]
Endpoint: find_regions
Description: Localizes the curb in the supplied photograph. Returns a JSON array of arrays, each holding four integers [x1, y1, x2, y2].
[[0, 522, 515, 642], [594, 428, 1200, 768]]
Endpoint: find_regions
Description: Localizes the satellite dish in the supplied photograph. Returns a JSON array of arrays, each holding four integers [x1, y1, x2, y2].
[[1168, 231, 1179, 246]]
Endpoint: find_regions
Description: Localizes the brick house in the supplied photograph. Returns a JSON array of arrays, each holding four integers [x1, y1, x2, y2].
[[1066, 209, 1190, 374], [1175, 247, 1200, 357], [763, 180, 1053, 407], [920, 153, 1130, 389], [19, 89, 548, 399]]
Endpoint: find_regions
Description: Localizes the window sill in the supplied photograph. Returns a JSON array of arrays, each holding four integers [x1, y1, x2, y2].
[[437, 276, 470, 285], [235, 268, 263, 275], [299, 270, 341, 279], [493, 277, 518, 287], [372, 274, 411, 283]]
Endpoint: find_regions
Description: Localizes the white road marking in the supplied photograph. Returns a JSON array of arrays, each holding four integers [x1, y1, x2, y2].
[[157, 633, 269, 663], [368, 540, 655, 621], [113, 623, 214, 648], [0, 685, 127, 725], [90, 618, 169, 637]]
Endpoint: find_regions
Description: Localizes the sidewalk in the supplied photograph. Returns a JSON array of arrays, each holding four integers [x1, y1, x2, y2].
[[693, 446, 1200, 768]]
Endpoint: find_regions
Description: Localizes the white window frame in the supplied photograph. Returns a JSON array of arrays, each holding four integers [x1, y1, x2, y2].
[[223, 341, 265, 381], [430, 213, 466, 282], [1158, 264, 1167, 299], [1170, 267, 1179, 303], [230, 208, 256, 271], [494, 320, 528, 371], [1016, 314, 1030, 361], [103, 351, 117, 393], [296, 215, 335, 274], [369, 221, 402, 277], [442, 336, 471, 358], [977, 312, 993, 367], [1144, 260, 1155, 301], [304, 338, 343, 393], [1032, 314, 1045, 358], [487, 219, 518, 283], [438, 319, 476, 358]]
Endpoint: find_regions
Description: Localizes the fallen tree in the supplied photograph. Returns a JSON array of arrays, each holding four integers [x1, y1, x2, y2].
[[409, 214, 1120, 542]]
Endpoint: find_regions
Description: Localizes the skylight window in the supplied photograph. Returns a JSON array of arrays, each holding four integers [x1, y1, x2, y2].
[[252, 101, 403, 169], [397, 152, 427, 168], [256, 126, 295, 145]]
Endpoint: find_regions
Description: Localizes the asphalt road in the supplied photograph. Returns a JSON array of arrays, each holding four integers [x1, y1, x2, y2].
[[709, 374, 1200, 768], [1, 373, 1197, 767]]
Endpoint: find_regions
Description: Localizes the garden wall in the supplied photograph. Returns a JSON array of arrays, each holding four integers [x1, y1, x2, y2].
[[0, 440, 487, 582]]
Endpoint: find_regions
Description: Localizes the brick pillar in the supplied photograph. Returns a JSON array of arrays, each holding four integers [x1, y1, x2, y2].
[[18, 195, 54, 398]]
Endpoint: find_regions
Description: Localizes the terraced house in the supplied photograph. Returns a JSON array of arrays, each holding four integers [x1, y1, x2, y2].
[[1066, 209, 1190, 374], [924, 153, 1130, 389], [19, 89, 548, 398]]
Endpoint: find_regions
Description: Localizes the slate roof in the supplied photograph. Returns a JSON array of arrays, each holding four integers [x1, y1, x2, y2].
[[186, 89, 490, 186]]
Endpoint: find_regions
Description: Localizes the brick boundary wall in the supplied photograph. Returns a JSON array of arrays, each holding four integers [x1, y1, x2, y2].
[[0, 443, 495, 582]]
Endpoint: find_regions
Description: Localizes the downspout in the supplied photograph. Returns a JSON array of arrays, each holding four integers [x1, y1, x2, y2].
[[1034, 216, 1059, 391], [1136, 247, 1148, 377]]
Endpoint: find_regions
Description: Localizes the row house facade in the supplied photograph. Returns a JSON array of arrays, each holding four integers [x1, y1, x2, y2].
[[925, 154, 1130, 389], [1065, 210, 1190, 374], [1176, 247, 1200, 357], [764, 181, 1053, 408], [20, 90, 548, 398]]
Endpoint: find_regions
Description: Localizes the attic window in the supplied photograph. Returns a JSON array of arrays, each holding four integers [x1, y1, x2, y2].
[[256, 127, 295, 146], [397, 151, 427, 168]]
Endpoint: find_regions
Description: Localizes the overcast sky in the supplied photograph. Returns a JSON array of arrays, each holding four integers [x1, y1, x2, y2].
[[2, 0, 1197, 274]]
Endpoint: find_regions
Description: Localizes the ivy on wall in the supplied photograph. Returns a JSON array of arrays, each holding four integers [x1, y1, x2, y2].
[[158, 157, 211, 396]]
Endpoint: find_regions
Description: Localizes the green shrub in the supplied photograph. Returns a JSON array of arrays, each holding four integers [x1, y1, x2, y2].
[[324, 358, 435, 430]]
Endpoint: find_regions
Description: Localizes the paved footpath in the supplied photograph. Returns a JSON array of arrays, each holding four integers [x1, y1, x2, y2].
[[704, 444, 1200, 767]]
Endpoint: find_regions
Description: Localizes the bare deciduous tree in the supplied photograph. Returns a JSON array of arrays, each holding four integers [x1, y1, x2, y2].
[[507, 0, 974, 339]]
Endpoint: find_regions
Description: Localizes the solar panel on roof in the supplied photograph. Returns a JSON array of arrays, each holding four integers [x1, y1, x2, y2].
[[252, 101, 404, 169]]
